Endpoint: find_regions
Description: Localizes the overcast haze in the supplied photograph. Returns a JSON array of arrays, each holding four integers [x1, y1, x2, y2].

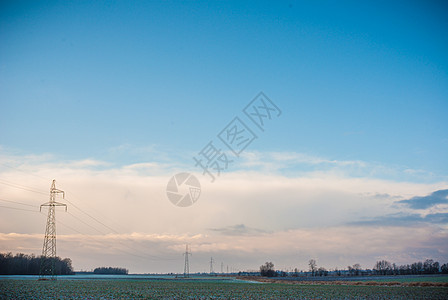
[[1, 1, 447, 273]]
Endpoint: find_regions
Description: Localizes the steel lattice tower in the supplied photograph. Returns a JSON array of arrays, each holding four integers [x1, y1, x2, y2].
[[209, 257, 214, 275], [183, 244, 191, 278], [39, 180, 66, 280]]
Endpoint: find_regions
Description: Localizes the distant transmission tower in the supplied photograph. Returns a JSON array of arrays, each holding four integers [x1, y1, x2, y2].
[[221, 262, 223, 274], [183, 244, 191, 278], [209, 257, 214, 275], [39, 180, 67, 280]]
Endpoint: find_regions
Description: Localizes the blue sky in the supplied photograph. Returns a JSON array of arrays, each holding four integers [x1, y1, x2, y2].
[[1, 0, 447, 173], [1, 1, 448, 273]]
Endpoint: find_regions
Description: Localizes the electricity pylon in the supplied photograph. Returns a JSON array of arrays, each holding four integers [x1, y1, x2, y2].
[[209, 257, 214, 275], [183, 244, 191, 278], [39, 180, 66, 280]]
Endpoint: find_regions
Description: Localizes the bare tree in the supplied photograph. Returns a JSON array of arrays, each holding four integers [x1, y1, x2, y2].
[[308, 259, 317, 276], [441, 263, 448, 274], [352, 263, 361, 276], [260, 262, 276, 277], [347, 265, 353, 275], [374, 260, 392, 275]]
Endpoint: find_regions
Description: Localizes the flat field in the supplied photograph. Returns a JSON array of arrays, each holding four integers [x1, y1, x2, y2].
[[1, 278, 448, 299], [238, 275, 448, 286]]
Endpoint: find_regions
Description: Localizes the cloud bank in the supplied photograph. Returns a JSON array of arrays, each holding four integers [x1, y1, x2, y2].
[[0, 150, 447, 273]]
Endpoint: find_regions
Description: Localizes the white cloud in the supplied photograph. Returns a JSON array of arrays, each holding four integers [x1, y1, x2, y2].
[[235, 151, 445, 183], [1, 224, 446, 273], [0, 151, 447, 273]]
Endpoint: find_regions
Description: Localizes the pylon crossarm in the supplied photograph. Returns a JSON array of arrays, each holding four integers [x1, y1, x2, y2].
[[52, 189, 65, 198], [53, 201, 67, 209], [40, 202, 67, 208]]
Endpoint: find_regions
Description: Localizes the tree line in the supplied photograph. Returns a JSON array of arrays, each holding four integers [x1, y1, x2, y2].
[[0, 252, 74, 275], [93, 267, 128, 275], [260, 259, 448, 277], [373, 259, 448, 275]]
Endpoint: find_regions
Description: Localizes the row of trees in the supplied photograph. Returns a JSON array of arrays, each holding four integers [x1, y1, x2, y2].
[[373, 259, 448, 275], [93, 267, 128, 275], [260, 259, 448, 277], [0, 253, 74, 275], [311, 259, 448, 276]]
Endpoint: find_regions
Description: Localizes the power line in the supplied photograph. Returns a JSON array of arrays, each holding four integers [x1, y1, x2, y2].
[[54, 210, 176, 261], [0, 205, 39, 213], [63, 197, 119, 234], [0, 179, 48, 196], [0, 179, 118, 233], [61, 196, 176, 261], [52, 214, 84, 235], [0, 205, 76, 234], [0, 197, 39, 208], [52, 187, 175, 261], [1, 203, 177, 262], [66, 211, 106, 235], [0, 162, 49, 182], [0, 169, 121, 236], [57, 185, 131, 234], [64, 214, 177, 261], [0, 179, 178, 263], [0, 178, 125, 234], [0, 172, 128, 233], [111, 245, 162, 261]]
